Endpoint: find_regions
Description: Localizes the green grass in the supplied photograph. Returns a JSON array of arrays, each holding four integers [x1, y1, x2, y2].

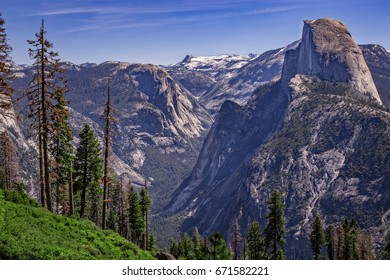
[[0, 189, 155, 260]]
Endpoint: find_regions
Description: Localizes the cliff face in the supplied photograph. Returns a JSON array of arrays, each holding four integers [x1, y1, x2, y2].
[[283, 19, 380, 103], [165, 18, 390, 258], [0, 92, 38, 195]]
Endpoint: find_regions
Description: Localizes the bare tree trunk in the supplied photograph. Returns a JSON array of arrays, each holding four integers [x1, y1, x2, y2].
[[102, 79, 111, 229], [68, 163, 74, 216], [40, 21, 52, 212]]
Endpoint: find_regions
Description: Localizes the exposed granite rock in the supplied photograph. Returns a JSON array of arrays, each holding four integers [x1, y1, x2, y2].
[[282, 19, 381, 104]]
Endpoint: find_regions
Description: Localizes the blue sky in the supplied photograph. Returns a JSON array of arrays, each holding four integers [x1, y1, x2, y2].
[[1, 0, 390, 65]]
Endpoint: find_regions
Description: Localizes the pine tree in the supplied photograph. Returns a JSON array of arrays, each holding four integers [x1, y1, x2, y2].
[[192, 227, 204, 260], [139, 179, 151, 250], [25, 19, 67, 212], [147, 232, 157, 254], [247, 221, 267, 259], [230, 217, 242, 260], [50, 88, 73, 214], [310, 214, 325, 260], [359, 232, 373, 260], [102, 79, 114, 229], [208, 232, 231, 260], [180, 232, 193, 259], [325, 225, 335, 260], [170, 239, 180, 259], [117, 177, 128, 238], [264, 190, 286, 259], [335, 223, 345, 260], [127, 183, 143, 245], [74, 124, 103, 222], [0, 13, 13, 101]]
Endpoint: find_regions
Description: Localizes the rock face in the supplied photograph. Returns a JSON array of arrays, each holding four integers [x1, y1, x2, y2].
[[11, 61, 213, 213], [165, 18, 390, 258], [282, 19, 381, 103], [360, 44, 390, 108], [0, 91, 38, 195]]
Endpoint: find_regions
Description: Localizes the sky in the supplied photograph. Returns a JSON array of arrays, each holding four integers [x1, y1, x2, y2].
[[1, 0, 390, 66]]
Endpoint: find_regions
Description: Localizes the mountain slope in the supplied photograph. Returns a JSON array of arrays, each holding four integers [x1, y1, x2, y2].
[[166, 18, 390, 258], [0, 189, 154, 260], [11, 61, 213, 213], [360, 44, 390, 108]]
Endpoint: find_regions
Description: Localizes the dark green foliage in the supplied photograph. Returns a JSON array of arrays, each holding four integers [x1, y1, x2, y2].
[[127, 184, 143, 245], [264, 190, 286, 260], [169, 239, 180, 259], [326, 225, 335, 260], [208, 232, 231, 260], [50, 88, 73, 215], [192, 228, 203, 260], [139, 184, 150, 249], [147, 232, 157, 254], [0, 189, 154, 260], [310, 215, 325, 260], [74, 124, 103, 223], [179, 232, 193, 259], [247, 221, 266, 260], [107, 208, 117, 232]]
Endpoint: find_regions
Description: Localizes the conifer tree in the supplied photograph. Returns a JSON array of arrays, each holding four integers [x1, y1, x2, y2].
[[325, 225, 335, 260], [107, 207, 117, 232], [51, 88, 73, 214], [102, 79, 113, 229], [25, 20, 67, 212], [242, 239, 248, 260], [192, 227, 204, 260], [310, 214, 325, 260], [230, 217, 242, 260], [0, 13, 13, 102], [247, 221, 266, 259], [147, 232, 157, 254], [208, 232, 231, 260], [180, 232, 193, 259], [116, 177, 128, 238], [264, 190, 286, 259], [74, 124, 103, 222], [335, 223, 345, 260], [0, 130, 20, 189], [139, 179, 151, 250], [170, 239, 180, 259], [359, 232, 373, 260], [127, 183, 143, 245]]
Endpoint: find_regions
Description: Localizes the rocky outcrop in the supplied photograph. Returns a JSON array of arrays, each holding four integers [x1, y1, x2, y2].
[[0, 92, 38, 195], [282, 19, 381, 104]]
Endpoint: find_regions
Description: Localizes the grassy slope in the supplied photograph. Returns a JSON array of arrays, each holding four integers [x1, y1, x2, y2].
[[0, 190, 154, 260]]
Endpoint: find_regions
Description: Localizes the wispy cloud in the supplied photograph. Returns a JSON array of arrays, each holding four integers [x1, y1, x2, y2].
[[26, 0, 306, 33]]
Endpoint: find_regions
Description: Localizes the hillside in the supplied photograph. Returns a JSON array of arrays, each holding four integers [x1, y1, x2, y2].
[[0, 189, 154, 260]]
